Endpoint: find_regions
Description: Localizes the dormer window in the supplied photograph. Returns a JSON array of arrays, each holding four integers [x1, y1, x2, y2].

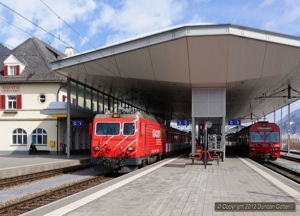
[[4, 65, 20, 76], [10, 66, 16, 75], [3, 54, 23, 76]]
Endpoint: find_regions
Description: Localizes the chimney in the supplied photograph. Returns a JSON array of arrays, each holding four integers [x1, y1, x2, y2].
[[64, 46, 74, 57]]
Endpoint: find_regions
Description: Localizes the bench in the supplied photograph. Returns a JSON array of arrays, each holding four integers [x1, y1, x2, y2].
[[28, 150, 50, 155]]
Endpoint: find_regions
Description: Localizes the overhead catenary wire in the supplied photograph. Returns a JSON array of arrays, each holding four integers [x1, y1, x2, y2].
[[0, 1, 165, 117], [37, 0, 166, 113], [38, 0, 134, 79], [0, 1, 128, 79], [39, 0, 96, 50]]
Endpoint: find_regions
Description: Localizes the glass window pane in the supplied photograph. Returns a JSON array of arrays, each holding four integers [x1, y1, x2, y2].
[[123, 122, 135, 135], [96, 122, 120, 135], [250, 132, 264, 142], [43, 135, 47, 144], [266, 132, 279, 142], [12, 128, 27, 145], [37, 135, 42, 144]]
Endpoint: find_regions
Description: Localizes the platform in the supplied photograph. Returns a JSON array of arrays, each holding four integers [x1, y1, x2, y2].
[[0, 154, 90, 179], [22, 155, 300, 216]]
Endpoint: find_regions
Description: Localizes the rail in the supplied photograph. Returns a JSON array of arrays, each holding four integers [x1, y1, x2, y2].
[[0, 175, 113, 215]]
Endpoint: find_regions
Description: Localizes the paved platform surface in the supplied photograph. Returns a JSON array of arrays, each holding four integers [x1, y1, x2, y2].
[[0, 154, 90, 178], [23, 155, 300, 216]]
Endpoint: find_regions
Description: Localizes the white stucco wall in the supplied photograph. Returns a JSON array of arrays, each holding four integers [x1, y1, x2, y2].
[[0, 83, 62, 154]]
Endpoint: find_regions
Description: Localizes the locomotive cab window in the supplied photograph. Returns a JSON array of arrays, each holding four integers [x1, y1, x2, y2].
[[250, 132, 264, 142], [123, 122, 135, 136], [96, 122, 120, 135], [266, 132, 279, 142]]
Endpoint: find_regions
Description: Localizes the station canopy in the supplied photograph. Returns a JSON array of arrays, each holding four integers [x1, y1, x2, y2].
[[51, 24, 300, 122]]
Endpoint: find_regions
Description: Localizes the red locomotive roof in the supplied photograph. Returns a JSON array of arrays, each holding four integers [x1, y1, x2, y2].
[[94, 111, 161, 124]]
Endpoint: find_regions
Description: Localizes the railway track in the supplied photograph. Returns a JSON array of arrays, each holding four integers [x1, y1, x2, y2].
[[0, 163, 93, 190], [280, 154, 300, 163], [262, 161, 300, 184], [0, 175, 114, 215]]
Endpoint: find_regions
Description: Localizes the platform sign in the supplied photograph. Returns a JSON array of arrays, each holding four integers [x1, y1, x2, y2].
[[177, 119, 189, 126], [228, 119, 241, 125], [72, 120, 84, 126]]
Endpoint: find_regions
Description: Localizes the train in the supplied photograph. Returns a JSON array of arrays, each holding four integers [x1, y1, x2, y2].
[[89, 111, 191, 173], [226, 121, 280, 160]]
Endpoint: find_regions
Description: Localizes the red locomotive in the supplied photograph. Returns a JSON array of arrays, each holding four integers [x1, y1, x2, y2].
[[227, 121, 280, 160], [90, 111, 191, 173]]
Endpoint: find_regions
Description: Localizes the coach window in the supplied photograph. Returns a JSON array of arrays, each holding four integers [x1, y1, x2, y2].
[[163, 129, 168, 141], [12, 128, 27, 145], [123, 122, 135, 136], [32, 128, 47, 145]]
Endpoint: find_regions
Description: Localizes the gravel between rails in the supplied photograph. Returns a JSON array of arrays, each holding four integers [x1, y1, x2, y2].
[[0, 167, 96, 205]]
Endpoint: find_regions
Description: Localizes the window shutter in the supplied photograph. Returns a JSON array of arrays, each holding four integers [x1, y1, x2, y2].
[[0, 95, 5, 109], [16, 95, 22, 109], [16, 65, 20, 75], [62, 95, 66, 102], [4, 65, 8, 76]]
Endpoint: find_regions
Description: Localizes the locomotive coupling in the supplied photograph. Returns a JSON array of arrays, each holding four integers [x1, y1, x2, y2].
[[103, 157, 126, 170]]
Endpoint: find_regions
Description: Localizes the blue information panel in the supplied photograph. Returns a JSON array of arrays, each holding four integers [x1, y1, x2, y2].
[[177, 119, 189, 126], [72, 120, 84, 126], [228, 119, 241, 125]]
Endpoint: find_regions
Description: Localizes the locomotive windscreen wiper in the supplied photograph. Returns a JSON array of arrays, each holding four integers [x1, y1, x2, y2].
[[257, 131, 264, 138]]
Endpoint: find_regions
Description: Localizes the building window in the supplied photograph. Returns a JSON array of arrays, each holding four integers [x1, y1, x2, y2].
[[9, 66, 16, 75], [38, 94, 46, 103], [32, 128, 47, 145], [12, 128, 27, 145], [0, 95, 22, 109], [4, 65, 20, 76], [7, 95, 17, 109]]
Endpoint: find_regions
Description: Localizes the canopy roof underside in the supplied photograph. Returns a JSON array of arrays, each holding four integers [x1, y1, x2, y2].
[[51, 24, 300, 122]]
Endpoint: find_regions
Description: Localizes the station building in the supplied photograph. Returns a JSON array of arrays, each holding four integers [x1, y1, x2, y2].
[[0, 38, 140, 155], [0, 38, 68, 154]]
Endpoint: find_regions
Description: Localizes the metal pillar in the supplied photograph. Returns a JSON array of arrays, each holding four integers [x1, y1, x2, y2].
[[192, 117, 196, 154], [67, 78, 71, 159], [222, 117, 226, 161], [204, 124, 207, 169], [288, 104, 291, 155], [281, 108, 283, 149]]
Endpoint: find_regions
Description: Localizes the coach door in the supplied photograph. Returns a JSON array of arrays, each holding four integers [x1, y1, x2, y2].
[[141, 122, 147, 153]]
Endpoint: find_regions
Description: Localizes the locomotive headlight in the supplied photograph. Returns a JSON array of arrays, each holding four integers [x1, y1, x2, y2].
[[93, 146, 100, 151], [251, 148, 256, 151], [274, 148, 279, 152], [127, 146, 135, 151]]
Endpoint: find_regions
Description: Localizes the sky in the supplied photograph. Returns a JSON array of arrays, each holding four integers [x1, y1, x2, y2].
[[1, 0, 300, 55], [1, 0, 300, 125]]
